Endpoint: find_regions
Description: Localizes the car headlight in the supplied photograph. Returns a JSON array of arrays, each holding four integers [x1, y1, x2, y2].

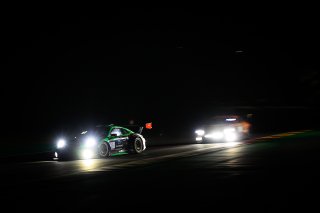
[[195, 129, 205, 136], [57, 139, 66, 149], [207, 131, 224, 140], [84, 137, 97, 148], [224, 128, 238, 142], [196, 136, 203, 141], [223, 127, 236, 133], [225, 132, 238, 142]]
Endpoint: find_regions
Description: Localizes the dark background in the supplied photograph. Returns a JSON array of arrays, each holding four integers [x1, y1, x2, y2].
[[2, 7, 320, 141]]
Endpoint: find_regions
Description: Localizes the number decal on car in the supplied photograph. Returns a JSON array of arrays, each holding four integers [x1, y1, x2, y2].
[[109, 142, 115, 150]]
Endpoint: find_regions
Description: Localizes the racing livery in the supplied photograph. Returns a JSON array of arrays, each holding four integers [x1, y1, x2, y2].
[[54, 124, 150, 160]]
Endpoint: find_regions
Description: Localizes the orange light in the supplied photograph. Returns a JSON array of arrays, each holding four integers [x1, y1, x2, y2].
[[145, 122, 152, 129]]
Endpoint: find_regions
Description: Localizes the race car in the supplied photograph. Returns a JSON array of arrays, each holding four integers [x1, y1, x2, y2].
[[194, 115, 250, 143], [54, 123, 151, 160]]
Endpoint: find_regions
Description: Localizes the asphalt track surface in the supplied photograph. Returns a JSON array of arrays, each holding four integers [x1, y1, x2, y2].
[[1, 131, 320, 212]]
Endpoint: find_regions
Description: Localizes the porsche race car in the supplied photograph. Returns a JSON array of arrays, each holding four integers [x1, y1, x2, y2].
[[54, 123, 151, 160]]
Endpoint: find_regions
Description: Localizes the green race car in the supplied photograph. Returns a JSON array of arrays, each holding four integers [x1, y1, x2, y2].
[[54, 124, 150, 160]]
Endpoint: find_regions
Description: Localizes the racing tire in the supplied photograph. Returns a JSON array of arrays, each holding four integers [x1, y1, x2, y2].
[[132, 137, 144, 154], [98, 142, 111, 158]]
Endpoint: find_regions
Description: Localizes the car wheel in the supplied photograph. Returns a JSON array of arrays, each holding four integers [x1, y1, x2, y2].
[[133, 137, 144, 154], [98, 142, 110, 158]]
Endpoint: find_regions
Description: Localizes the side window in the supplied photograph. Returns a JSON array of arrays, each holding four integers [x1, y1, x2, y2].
[[110, 128, 122, 136], [121, 128, 129, 135]]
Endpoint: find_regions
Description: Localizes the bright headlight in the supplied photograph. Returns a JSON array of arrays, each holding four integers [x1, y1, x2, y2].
[[57, 139, 66, 149], [225, 132, 237, 142], [208, 131, 224, 140], [223, 127, 236, 133], [224, 128, 237, 142], [196, 136, 203, 141], [195, 129, 205, 136], [85, 137, 97, 148]]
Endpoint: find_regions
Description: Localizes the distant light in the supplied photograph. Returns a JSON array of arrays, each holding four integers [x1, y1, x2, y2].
[[57, 139, 66, 149], [226, 118, 236, 121], [81, 131, 88, 135], [195, 129, 205, 136], [196, 137, 203, 141], [54, 152, 58, 158], [235, 50, 243, 53]]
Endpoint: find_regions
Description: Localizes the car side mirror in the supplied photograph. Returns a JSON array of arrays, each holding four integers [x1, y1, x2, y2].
[[111, 133, 117, 137]]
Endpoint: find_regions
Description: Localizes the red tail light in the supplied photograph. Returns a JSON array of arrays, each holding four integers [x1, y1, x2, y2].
[[145, 122, 152, 129]]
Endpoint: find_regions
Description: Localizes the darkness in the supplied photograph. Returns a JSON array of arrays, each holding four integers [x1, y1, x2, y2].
[[2, 7, 320, 139]]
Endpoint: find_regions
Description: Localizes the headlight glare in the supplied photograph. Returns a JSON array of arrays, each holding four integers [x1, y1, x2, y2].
[[81, 149, 94, 159], [223, 127, 236, 133], [196, 136, 203, 141], [85, 137, 97, 148], [210, 131, 224, 140], [57, 139, 66, 149], [225, 132, 238, 142], [195, 129, 205, 136]]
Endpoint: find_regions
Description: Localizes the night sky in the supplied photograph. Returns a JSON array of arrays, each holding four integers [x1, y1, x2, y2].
[[2, 8, 320, 136]]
